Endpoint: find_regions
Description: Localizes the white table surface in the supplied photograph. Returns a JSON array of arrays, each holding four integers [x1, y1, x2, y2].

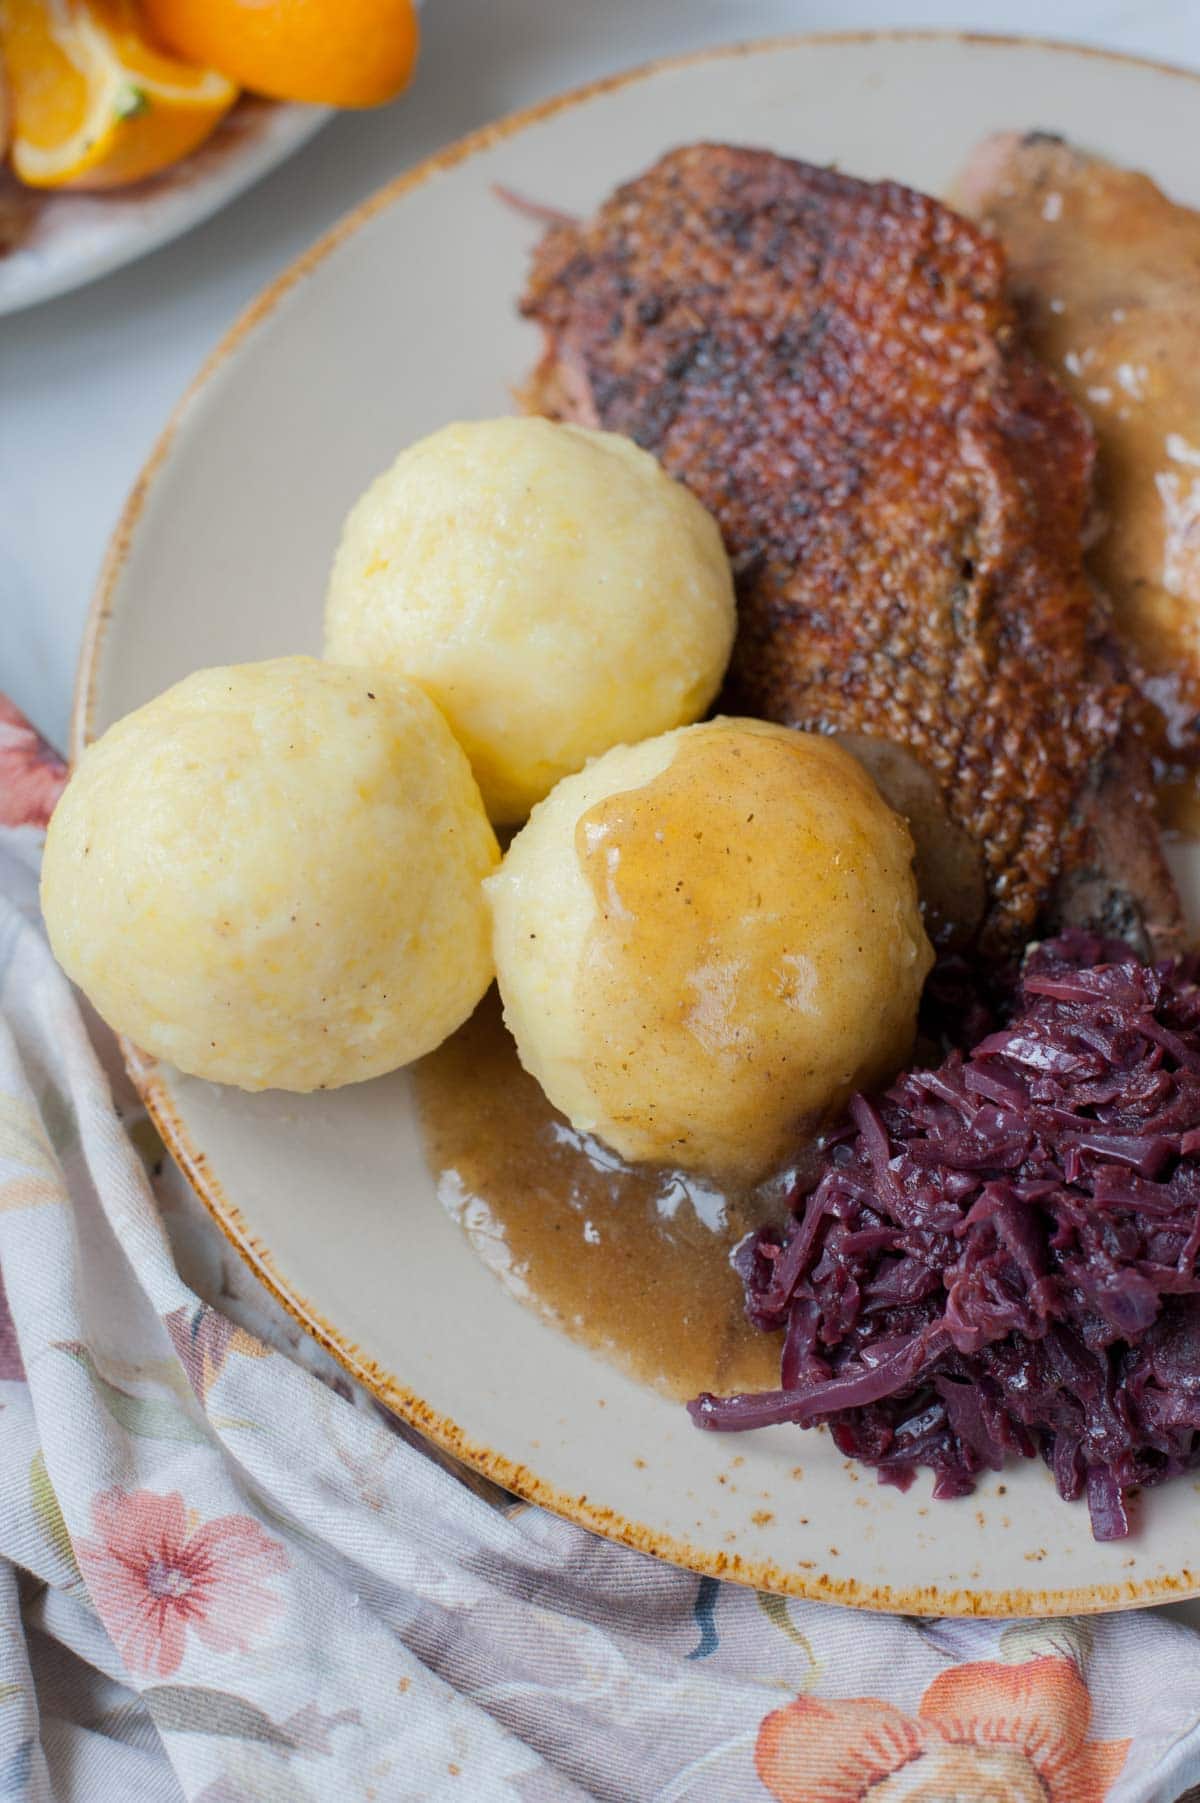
[[5, 0, 1200, 1629]]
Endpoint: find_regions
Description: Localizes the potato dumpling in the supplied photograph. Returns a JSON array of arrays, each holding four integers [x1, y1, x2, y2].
[[323, 417, 736, 823], [42, 657, 498, 1092], [487, 719, 933, 1180]]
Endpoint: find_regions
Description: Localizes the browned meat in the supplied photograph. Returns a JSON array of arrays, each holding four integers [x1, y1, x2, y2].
[[520, 143, 1180, 957], [958, 131, 1200, 760]]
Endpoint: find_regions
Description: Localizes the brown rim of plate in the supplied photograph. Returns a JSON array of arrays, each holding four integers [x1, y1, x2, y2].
[[77, 30, 1200, 1618]]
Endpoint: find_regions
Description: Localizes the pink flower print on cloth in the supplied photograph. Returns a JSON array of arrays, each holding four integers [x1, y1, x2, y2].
[[0, 695, 66, 829], [76, 1486, 288, 1678]]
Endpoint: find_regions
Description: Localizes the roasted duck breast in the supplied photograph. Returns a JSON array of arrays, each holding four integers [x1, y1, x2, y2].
[[520, 144, 1180, 958]]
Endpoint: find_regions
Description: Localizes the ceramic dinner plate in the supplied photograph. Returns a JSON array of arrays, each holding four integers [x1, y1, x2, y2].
[[0, 98, 329, 316], [78, 32, 1200, 1616]]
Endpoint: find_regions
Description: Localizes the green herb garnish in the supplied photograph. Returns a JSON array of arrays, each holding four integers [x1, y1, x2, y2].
[[114, 85, 150, 122]]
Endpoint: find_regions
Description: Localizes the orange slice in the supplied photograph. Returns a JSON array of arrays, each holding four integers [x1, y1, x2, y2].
[[1, 0, 238, 190], [140, 0, 419, 109]]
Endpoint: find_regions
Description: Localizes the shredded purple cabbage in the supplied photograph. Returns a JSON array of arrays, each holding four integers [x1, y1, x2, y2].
[[689, 931, 1200, 1539]]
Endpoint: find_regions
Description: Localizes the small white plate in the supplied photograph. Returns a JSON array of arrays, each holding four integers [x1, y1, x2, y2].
[[0, 98, 329, 316], [78, 31, 1200, 1616]]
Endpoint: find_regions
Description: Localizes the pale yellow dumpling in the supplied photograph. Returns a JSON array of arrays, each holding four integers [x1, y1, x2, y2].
[[486, 719, 933, 1181], [324, 418, 736, 823], [42, 657, 499, 1092]]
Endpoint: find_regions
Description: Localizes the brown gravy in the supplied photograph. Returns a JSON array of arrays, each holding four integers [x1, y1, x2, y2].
[[413, 990, 791, 1399], [968, 147, 1200, 720], [1158, 768, 1200, 845]]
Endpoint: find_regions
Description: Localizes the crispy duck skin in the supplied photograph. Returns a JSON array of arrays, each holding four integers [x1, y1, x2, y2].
[[520, 144, 1180, 958]]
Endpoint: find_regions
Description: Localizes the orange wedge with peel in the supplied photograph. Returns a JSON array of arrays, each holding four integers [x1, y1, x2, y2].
[[140, 0, 419, 108], [1, 0, 238, 190]]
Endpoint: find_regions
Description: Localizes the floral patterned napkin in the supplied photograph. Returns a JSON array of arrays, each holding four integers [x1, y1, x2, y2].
[[3, 698, 1200, 1803]]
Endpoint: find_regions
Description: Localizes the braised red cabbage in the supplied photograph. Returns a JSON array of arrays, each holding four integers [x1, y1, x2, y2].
[[689, 932, 1200, 1539]]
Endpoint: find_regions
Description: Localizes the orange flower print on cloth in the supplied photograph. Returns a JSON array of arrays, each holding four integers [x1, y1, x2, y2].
[[0, 695, 66, 829], [757, 1655, 1130, 1803], [76, 1487, 288, 1678]]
